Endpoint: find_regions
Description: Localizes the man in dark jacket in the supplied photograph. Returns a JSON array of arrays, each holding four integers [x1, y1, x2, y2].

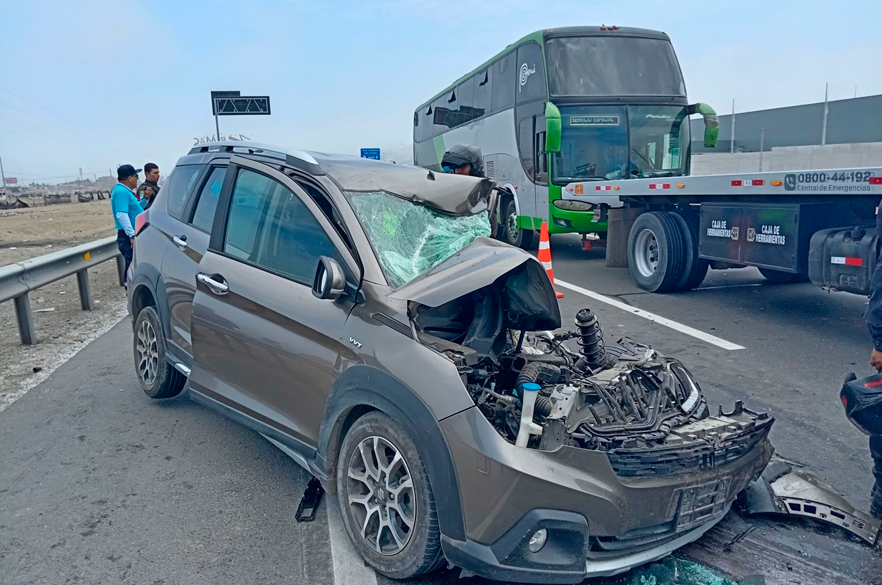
[[137, 163, 160, 210], [864, 201, 882, 518]]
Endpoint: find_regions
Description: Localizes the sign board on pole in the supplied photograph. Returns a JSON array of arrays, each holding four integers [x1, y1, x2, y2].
[[360, 148, 381, 160], [214, 96, 271, 116], [211, 91, 241, 115], [5, 177, 17, 184]]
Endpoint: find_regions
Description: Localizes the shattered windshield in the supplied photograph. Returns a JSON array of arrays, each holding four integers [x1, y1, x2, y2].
[[345, 191, 491, 288]]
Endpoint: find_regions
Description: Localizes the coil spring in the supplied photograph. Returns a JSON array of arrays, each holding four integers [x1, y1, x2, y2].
[[575, 308, 609, 371]]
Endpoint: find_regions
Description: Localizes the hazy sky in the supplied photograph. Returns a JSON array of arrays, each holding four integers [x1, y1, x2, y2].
[[1, 0, 881, 184]]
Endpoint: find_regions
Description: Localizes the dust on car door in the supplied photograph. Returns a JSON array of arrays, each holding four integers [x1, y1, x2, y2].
[[187, 156, 361, 455]]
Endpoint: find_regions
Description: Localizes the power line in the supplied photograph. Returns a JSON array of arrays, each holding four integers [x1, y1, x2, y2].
[[0, 86, 150, 159], [0, 124, 113, 164], [0, 112, 125, 161]]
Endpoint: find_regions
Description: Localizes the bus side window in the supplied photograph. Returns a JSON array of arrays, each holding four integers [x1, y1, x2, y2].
[[518, 117, 535, 179], [536, 124, 548, 183], [492, 52, 515, 111], [516, 43, 546, 104], [474, 70, 490, 120]]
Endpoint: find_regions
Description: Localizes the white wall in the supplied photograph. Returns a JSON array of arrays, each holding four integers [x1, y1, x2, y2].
[[691, 142, 882, 175]]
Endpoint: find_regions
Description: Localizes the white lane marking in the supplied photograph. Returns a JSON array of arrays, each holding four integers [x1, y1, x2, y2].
[[0, 307, 128, 413], [555, 280, 745, 351], [327, 494, 379, 585]]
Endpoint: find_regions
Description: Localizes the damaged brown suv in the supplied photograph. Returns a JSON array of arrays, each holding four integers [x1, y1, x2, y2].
[[127, 142, 774, 583]]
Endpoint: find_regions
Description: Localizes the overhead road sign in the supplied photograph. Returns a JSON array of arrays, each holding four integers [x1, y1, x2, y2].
[[214, 96, 271, 116], [360, 148, 381, 160], [210, 91, 240, 115]]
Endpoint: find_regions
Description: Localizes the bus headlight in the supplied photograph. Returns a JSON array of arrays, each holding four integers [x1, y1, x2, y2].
[[553, 199, 593, 212]]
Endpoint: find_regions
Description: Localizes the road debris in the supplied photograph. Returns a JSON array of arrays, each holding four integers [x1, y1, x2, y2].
[[295, 476, 325, 522], [740, 459, 881, 545]]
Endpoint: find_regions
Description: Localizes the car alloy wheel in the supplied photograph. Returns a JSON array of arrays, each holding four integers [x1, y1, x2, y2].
[[136, 319, 158, 386], [346, 436, 416, 555]]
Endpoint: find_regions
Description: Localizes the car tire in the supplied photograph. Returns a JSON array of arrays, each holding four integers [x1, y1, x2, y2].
[[502, 198, 535, 250], [671, 210, 709, 291], [133, 306, 186, 399], [337, 411, 444, 580], [758, 267, 809, 283], [628, 211, 686, 293]]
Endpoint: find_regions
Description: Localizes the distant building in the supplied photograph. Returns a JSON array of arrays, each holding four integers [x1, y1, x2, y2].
[[691, 94, 882, 154]]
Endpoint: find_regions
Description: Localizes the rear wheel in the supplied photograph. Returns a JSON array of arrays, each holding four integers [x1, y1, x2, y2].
[[337, 412, 443, 580], [502, 198, 534, 250], [758, 267, 809, 283], [628, 211, 686, 293], [133, 306, 186, 399], [671, 210, 709, 291]]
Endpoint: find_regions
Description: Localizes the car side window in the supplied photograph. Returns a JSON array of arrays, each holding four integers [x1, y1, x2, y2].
[[223, 169, 345, 285], [190, 167, 226, 232], [165, 165, 204, 221]]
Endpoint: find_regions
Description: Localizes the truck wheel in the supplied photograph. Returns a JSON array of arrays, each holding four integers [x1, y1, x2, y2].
[[133, 306, 186, 399], [502, 199, 535, 250], [337, 411, 444, 580], [672, 210, 709, 291], [758, 267, 809, 283], [628, 212, 686, 293]]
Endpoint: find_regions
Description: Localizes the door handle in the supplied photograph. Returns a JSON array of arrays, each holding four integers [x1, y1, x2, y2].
[[173, 235, 188, 248], [197, 273, 229, 295]]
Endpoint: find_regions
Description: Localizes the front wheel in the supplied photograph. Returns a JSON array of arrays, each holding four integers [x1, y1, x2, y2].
[[337, 412, 443, 580], [627, 212, 686, 293], [133, 306, 186, 399], [502, 199, 534, 250]]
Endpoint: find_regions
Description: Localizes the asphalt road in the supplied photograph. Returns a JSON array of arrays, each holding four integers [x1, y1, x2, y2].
[[2, 233, 881, 584]]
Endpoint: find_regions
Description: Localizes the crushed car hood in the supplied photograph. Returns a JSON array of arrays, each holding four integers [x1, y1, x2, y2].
[[389, 237, 562, 331]]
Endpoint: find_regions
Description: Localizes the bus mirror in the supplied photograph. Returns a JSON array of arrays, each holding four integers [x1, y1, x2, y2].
[[545, 102, 562, 153], [689, 103, 719, 148]]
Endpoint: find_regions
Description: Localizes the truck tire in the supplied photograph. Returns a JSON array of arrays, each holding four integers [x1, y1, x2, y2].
[[628, 212, 686, 293], [133, 306, 186, 399], [758, 267, 809, 284], [672, 210, 709, 291], [337, 411, 444, 580], [502, 198, 534, 250]]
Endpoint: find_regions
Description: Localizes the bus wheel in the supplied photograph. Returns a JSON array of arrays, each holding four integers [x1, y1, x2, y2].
[[671, 210, 708, 291], [627, 212, 686, 293], [758, 267, 809, 283], [502, 199, 534, 249]]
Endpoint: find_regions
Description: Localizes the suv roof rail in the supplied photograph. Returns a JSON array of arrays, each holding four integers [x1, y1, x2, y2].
[[187, 141, 324, 175]]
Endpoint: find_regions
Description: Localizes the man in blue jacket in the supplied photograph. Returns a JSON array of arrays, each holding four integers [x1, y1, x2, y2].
[[864, 204, 882, 519], [111, 164, 144, 286]]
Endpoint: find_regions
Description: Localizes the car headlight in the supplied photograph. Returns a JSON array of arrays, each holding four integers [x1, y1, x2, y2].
[[553, 199, 593, 211]]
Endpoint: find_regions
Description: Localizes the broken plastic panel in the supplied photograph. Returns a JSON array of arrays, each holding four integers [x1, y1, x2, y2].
[[598, 556, 740, 585], [347, 191, 491, 288]]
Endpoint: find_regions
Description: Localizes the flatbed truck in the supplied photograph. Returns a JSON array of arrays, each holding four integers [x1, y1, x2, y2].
[[560, 168, 882, 294]]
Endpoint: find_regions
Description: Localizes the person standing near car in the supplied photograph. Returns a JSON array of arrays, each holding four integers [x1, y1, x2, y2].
[[863, 197, 882, 519], [111, 164, 143, 286], [137, 162, 160, 210]]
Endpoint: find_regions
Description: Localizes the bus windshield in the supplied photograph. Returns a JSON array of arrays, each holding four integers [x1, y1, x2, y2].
[[553, 105, 690, 183], [546, 36, 685, 97]]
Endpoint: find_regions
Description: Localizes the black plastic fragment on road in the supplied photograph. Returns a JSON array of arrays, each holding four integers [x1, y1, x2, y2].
[[295, 476, 324, 522]]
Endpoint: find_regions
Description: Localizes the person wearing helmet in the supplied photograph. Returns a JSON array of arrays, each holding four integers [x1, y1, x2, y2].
[[442, 145, 485, 177]]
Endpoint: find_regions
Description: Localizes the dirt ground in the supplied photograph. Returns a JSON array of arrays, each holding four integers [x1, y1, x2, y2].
[[0, 199, 129, 411]]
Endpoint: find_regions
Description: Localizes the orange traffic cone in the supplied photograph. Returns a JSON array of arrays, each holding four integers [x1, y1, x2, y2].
[[538, 221, 564, 299]]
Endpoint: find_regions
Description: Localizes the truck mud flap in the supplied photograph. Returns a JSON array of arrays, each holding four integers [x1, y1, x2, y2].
[[808, 225, 876, 294]]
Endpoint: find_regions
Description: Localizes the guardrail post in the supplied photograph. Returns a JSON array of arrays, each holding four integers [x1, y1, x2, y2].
[[14, 293, 36, 345], [115, 255, 125, 287], [76, 269, 93, 311]]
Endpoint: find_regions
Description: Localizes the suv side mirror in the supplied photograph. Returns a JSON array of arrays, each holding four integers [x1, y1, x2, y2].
[[312, 256, 346, 300]]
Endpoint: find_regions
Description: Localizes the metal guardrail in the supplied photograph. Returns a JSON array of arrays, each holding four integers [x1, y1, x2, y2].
[[0, 236, 125, 345]]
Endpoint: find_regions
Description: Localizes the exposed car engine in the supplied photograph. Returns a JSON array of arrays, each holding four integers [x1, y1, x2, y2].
[[414, 279, 774, 478]]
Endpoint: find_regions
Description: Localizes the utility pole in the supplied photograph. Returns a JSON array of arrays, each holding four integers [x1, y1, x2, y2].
[[854, 85, 858, 99], [730, 99, 736, 154], [215, 114, 221, 142], [759, 128, 765, 172], [0, 156, 6, 188], [821, 82, 829, 146], [79, 167, 83, 182]]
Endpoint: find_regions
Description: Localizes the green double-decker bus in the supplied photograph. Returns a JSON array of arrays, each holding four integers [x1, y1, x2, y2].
[[413, 26, 718, 249]]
